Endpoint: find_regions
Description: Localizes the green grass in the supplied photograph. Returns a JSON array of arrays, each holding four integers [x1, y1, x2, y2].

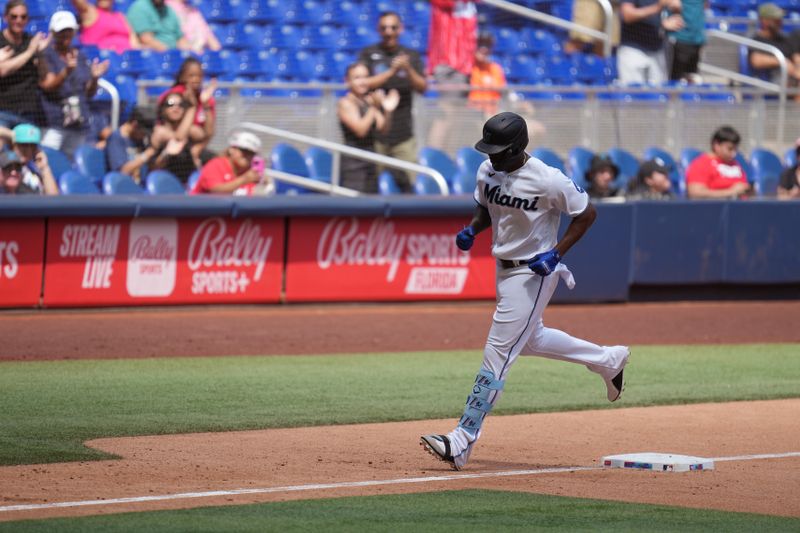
[[0, 344, 798, 465], [2, 490, 798, 532]]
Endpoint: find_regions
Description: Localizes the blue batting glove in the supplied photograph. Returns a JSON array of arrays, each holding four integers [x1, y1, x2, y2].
[[455, 226, 475, 251], [527, 249, 561, 276]]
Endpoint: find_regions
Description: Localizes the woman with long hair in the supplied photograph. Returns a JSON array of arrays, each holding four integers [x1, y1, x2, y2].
[[149, 89, 198, 182]]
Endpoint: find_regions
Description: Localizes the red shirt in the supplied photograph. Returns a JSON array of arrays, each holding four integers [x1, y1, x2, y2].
[[427, 0, 478, 76], [190, 156, 254, 195], [685, 153, 748, 191]]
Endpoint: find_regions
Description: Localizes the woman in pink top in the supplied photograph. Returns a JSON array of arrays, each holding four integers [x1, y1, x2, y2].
[[71, 0, 139, 53], [165, 0, 220, 54]]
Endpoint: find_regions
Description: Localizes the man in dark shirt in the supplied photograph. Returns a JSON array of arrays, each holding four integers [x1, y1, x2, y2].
[[618, 0, 684, 85], [749, 3, 800, 89], [358, 11, 427, 193], [105, 106, 156, 183]]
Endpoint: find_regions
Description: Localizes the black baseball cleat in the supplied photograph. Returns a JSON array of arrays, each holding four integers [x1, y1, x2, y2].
[[420, 434, 471, 470]]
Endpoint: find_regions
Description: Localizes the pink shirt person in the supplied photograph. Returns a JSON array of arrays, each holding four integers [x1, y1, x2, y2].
[[165, 0, 221, 53], [71, 0, 139, 53]]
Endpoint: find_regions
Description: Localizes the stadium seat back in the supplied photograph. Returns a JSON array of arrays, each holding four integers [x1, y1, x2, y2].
[[74, 144, 108, 184], [607, 147, 640, 188], [378, 170, 401, 195], [567, 146, 594, 188], [749, 147, 783, 196], [271, 143, 309, 194], [304, 147, 332, 182], [532, 147, 566, 173], [414, 173, 442, 195], [41, 146, 72, 180], [455, 146, 487, 178], [418, 146, 458, 185], [145, 170, 185, 194], [102, 171, 144, 194], [59, 170, 100, 194], [451, 170, 477, 195]]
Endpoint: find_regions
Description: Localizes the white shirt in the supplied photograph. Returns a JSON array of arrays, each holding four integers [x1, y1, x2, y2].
[[474, 155, 589, 260]]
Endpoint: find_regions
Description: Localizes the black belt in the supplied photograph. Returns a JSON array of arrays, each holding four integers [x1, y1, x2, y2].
[[498, 259, 529, 269]]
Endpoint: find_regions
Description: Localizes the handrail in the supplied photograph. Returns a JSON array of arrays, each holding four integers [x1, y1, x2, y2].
[[265, 168, 361, 198], [239, 122, 450, 195], [97, 78, 120, 131], [699, 29, 788, 142], [481, 0, 613, 57]]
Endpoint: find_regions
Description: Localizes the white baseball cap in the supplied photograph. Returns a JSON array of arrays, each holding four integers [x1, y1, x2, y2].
[[50, 11, 79, 33], [229, 131, 262, 153]]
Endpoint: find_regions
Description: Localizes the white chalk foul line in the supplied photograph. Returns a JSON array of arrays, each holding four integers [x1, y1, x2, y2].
[[2, 450, 799, 514]]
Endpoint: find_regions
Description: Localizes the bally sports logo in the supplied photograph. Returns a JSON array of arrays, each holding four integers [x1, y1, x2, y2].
[[317, 218, 470, 294], [127, 219, 177, 297], [187, 218, 272, 295], [0, 240, 19, 280]]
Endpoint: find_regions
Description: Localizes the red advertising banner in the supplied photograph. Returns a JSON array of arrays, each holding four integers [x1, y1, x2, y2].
[[285, 217, 496, 302], [43, 217, 284, 307], [0, 220, 45, 308]]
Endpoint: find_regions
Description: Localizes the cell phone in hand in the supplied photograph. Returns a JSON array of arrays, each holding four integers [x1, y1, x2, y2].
[[251, 156, 265, 174]]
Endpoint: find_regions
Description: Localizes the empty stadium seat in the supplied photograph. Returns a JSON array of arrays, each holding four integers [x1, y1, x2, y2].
[[455, 146, 486, 178], [378, 170, 401, 195], [680, 147, 703, 173], [450, 170, 476, 195], [270, 143, 310, 194], [304, 147, 332, 183], [199, 0, 246, 23], [568, 146, 594, 187], [784, 146, 797, 167], [145, 170, 185, 194], [735, 151, 754, 182], [102, 171, 144, 194], [41, 146, 73, 181], [607, 147, 640, 187], [187, 170, 201, 192], [643, 146, 684, 196], [59, 171, 100, 194], [73, 144, 108, 184], [418, 147, 458, 185], [414, 173, 443, 195], [749, 148, 783, 196], [532, 147, 566, 173]]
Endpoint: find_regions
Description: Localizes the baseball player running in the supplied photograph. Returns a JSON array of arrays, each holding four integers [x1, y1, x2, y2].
[[421, 112, 629, 470]]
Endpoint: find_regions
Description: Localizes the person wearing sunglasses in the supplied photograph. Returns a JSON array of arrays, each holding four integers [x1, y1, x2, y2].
[[148, 92, 198, 183], [357, 11, 426, 193], [0, 0, 51, 127]]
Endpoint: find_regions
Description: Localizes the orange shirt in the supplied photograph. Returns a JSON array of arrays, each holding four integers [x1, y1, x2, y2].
[[469, 62, 506, 114]]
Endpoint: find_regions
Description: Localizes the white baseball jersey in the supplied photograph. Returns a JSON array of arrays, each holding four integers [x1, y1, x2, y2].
[[473, 155, 589, 260]]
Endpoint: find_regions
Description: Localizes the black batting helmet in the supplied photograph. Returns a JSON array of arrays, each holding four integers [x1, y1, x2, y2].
[[474, 112, 529, 156]]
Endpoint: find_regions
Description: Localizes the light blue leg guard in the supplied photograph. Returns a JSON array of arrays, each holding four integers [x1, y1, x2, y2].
[[457, 369, 505, 438]]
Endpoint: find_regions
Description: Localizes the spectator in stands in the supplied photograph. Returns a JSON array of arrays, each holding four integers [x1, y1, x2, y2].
[[71, 0, 140, 53], [337, 62, 399, 194], [625, 157, 674, 200], [38, 11, 110, 158], [358, 11, 427, 193], [165, 0, 220, 54], [105, 106, 155, 183], [564, 0, 621, 57], [149, 89, 198, 183], [686, 126, 752, 199], [618, 0, 684, 85], [0, 0, 50, 126], [126, 0, 189, 51], [468, 33, 506, 117], [667, 0, 706, 83], [7, 123, 59, 195], [585, 154, 624, 199], [749, 3, 800, 91], [158, 57, 217, 164], [427, 0, 477, 86], [778, 138, 800, 199], [190, 131, 274, 195]]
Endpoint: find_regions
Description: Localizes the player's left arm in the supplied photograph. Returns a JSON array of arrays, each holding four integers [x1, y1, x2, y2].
[[554, 202, 596, 257]]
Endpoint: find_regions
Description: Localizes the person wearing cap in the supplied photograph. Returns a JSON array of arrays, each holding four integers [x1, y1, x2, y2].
[[11, 122, 59, 195], [749, 3, 800, 89], [686, 125, 752, 199], [420, 112, 628, 472], [126, 0, 190, 52], [105, 106, 156, 182], [190, 131, 273, 196], [584, 154, 624, 199], [626, 158, 675, 200], [38, 11, 110, 158], [0, 0, 50, 126]]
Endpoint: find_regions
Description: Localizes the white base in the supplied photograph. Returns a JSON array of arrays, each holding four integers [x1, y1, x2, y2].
[[601, 452, 715, 472]]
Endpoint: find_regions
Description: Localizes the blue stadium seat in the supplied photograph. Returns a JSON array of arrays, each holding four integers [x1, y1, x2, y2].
[[643, 146, 684, 196], [145, 170, 185, 194], [543, 55, 577, 85], [73, 144, 108, 184], [272, 24, 304, 50], [304, 25, 342, 52], [118, 49, 157, 77], [378, 170, 401, 195], [494, 27, 521, 55], [156, 49, 194, 78], [749, 148, 783, 195], [200, 50, 234, 78], [59, 171, 100, 194], [572, 53, 608, 85], [523, 29, 560, 57], [506, 54, 540, 84], [568, 146, 594, 187], [284, 0, 319, 24], [199, 0, 246, 23], [455, 146, 486, 178], [607, 147, 640, 187], [41, 146, 73, 181], [218, 23, 253, 51], [187, 170, 201, 192], [270, 143, 310, 194], [735, 151, 754, 182], [418, 147, 458, 185], [304, 146, 332, 183], [243, 0, 283, 23], [784, 146, 797, 167], [532, 147, 566, 173], [330, 0, 366, 27], [338, 26, 376, 52], [414, 173, 443, 195], [102, 171, 144, 194], [680, 147, 703, 182], [235, 50, 275, 79]]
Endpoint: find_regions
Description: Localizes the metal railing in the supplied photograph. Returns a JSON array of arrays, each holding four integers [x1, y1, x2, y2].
[[481, 0, 614, 57], [698, 29, 789, 142], [239, 122, 450, 195], [97, 78, 121, 131]]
